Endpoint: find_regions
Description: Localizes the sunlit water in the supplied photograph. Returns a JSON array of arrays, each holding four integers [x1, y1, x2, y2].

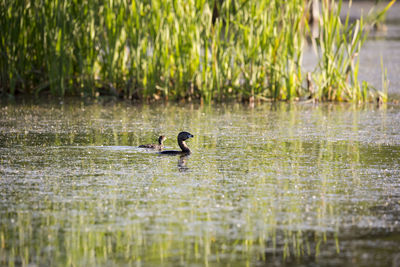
[[1, 99, 399, 266]]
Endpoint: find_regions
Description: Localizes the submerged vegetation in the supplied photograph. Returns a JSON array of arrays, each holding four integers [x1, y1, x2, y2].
[[0, 0, 394, 102]]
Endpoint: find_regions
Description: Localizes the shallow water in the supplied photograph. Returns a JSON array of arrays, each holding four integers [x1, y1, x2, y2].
[[1, 99, 400, 266]]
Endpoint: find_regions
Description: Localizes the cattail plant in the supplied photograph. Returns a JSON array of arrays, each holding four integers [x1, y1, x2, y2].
[[0, 0, 391, 102]]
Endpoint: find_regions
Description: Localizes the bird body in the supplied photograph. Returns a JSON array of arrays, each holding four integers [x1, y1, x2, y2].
[[160, 132, 194, 155]]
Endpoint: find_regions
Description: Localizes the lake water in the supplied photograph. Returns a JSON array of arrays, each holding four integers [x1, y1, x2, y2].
[[1, 99, 400, 266]]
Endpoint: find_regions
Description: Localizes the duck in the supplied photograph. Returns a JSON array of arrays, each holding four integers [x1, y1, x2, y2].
[[139, 135, 166, 150], [160, 131, 194, 155]]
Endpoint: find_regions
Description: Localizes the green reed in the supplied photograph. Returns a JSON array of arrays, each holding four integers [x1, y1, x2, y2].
[[0, 0, 391, 102], [310, 0, 365, 101], [311, 0, 394, 102]]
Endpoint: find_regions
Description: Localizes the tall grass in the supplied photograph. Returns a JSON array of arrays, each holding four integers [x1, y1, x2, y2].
[[0, 0, 391, 102]]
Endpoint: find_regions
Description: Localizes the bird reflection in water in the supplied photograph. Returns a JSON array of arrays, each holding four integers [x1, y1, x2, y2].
[[178, 154, 190, 172]]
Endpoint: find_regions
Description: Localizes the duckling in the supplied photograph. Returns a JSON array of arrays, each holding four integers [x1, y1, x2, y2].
[[139, 135, 166, 150]]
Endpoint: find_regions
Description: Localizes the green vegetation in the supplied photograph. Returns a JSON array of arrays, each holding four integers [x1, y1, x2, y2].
[[0, 0, 393, 102]]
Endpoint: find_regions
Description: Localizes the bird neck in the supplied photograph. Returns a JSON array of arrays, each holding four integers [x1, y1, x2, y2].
[[178, 140, 190, 153]]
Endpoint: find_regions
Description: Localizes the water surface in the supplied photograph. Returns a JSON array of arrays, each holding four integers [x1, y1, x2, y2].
[[1, 99, 400, 266]]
